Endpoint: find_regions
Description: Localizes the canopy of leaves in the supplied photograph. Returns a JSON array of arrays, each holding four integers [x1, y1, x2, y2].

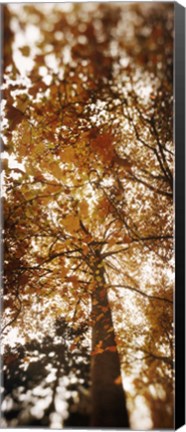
[[2, 3, 174, 429]]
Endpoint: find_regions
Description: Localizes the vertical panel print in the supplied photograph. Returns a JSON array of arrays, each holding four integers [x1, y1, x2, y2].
[[1, 3, 174, 429]]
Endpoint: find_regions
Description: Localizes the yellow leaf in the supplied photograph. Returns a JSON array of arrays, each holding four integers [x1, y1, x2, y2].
[[23, 190, 36, 200], [23, 357, 30, 363], [61, 266, 68, 277], [63, 215, 80, 232], [61, 147, 76, 164], [32, 143, 45, 156], [49, 162, 62, 179], [96, 276, 102, 282], [79, 200, 89, 218], [108, 238, 116, 247], [16, 97, 28, 113], [74, 336, 81, 344]]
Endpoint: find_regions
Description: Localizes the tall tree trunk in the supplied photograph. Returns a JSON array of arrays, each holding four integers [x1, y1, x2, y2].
[[90, 263, 129, 427]]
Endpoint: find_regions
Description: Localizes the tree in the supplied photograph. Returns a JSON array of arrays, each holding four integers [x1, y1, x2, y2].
[[2, 318, 90, 427], [2, 3, 174, 428]]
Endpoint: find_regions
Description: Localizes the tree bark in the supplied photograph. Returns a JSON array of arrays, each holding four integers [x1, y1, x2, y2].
[[90, 263, 129, 427]]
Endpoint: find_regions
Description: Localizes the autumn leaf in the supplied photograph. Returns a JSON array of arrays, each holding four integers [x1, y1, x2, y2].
[[36, 256, 44, 264], [67, 275, 78, 285], [61, 147, 76, 164], [63, 215, 80, 232], [82, 244, 89, 254], [108, 238, 116, 247], [114, 155, 133, 171], [2, 158, 9, 171], [96, 313, 104, 322], [114, 375, 122, 385], [123, 235, 131, 244], [74, 335, 81, 344], [48, 162, 62, 180], [23, 357, 30, 363], [91, 343, 104, 356], [101, 306, 108, 313], [91, 349, 103, 356], [60, 266, 68, 278], [92, 298, 98, 306], [19, 45, 30, 56], [106, 346, 117, 352], [69, 343, 76, 352], [19, 274, 29, 286], [16, 95, 29, 113], [91, 133, 115, 164], [6, 105, 24, 130], [99, 289, 106, 300], [79, 200, 89, 218]]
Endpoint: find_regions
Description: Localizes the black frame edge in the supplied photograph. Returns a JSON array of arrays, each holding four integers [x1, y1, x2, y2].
[[175, 2, 185, 430]]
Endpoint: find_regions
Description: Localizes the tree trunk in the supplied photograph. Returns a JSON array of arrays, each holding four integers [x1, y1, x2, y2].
[[90, 263, 129, 427]]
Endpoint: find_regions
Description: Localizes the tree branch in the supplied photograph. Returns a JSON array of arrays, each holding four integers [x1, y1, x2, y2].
[[108, 284, 173, 304]]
